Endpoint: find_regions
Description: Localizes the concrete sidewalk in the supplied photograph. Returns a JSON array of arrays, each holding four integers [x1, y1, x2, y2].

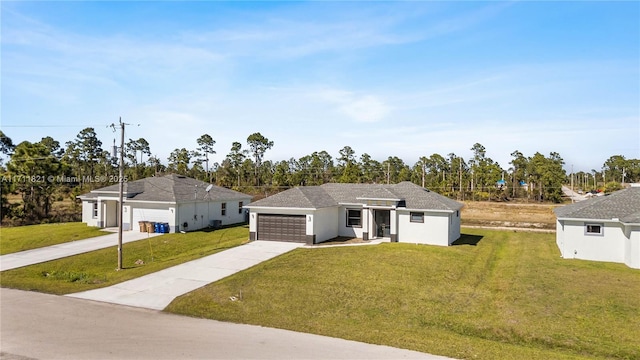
[[67, 240, 303, 310], [0, 231, 162, 271]]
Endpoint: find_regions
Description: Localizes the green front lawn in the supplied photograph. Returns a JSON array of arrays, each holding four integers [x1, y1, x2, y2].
[[0, 226, 249, 294], [166, 229, 640, 360], [0, 222, 107, 255]]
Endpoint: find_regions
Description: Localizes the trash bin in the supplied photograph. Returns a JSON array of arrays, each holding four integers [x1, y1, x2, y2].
[[139, 221, 146, 232], [163, 223, 170, 233], [154, 222, 161, 233], [147, 222, 156, 233]]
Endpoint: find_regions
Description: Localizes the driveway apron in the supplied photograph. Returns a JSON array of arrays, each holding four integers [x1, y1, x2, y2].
[[0, 231, 162, 271], [67, 240, 303, 310]]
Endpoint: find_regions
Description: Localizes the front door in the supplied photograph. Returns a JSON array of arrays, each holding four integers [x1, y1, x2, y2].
[[375, 210, 391, 238]]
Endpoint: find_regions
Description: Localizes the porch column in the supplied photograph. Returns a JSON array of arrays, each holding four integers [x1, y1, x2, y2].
[[390, 209, 398, 242], [362, 208, 369, 240], [97, 200, 104, 228]]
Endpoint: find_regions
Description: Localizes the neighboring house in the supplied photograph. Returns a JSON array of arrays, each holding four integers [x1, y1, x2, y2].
[[245, 182, 463, 246], [78, 174, 252, 233], [554, 184, 640, 269]]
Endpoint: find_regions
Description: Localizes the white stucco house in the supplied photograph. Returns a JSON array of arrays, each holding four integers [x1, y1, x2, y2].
[[554, 184, 640, 269], [78, 174, 252, 233], [245, 182, 463, 246]]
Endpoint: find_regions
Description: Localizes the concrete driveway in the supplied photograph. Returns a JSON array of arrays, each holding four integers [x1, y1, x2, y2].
[[0, 231, 161, 271], [67, 240, 303, 310]]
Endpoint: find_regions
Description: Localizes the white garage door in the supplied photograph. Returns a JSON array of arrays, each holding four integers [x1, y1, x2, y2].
[[132, 208, 169, 232]]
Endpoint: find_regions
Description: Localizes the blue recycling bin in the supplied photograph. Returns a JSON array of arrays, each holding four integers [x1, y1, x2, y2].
[[154, 222, 161, 233], [162, 223, 169, 233]]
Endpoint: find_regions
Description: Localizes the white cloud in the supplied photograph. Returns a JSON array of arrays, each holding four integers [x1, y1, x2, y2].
[[309, 88, 391, 123], [340, 95, 390, 123]]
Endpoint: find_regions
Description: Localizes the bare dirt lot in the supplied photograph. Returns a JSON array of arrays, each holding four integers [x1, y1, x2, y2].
[[461, 201, 559, 230]]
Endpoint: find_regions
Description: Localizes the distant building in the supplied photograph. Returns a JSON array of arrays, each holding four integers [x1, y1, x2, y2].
[[78, 174, 251, 233], [554, 184, 640, 269]]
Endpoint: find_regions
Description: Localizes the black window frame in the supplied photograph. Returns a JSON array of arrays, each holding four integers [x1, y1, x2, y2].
[[585, 223, 603, 236], [346, 209, 362, 228], [410, 212, 424, 223], [221, 202, 227, 216], [238, 201, 243, 214], [92, 202, 98, 218]]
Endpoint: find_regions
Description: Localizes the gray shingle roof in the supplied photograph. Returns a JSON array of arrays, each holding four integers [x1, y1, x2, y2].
[[247, 181, 463, 211], [554, 186, 640, 224], [79, 174, 251, 203]]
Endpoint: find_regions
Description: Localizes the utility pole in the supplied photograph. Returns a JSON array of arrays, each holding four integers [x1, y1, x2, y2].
[[110, 117, 128, 271], [571, 164, 574, 203]]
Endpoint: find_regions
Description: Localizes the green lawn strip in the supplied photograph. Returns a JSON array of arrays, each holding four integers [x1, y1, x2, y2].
[[0, 222, 109, 255], [166, 228, 640, 360], [0, 226, 249, 295]]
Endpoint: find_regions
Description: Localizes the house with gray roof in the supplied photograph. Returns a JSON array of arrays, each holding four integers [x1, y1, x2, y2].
[[78, 174, 252, 233], [554, 184, 640, 269], [245, 182, 463, 246]]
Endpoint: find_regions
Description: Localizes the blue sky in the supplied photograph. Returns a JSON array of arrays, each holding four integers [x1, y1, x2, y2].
[[2, 1, 638, 172]]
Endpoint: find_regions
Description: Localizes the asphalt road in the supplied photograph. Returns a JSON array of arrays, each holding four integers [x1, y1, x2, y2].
[[0, 288, 452, 360]]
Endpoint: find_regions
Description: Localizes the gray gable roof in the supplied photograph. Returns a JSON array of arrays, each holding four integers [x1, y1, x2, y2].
[[79, 174, 251, 203], [554, 186, 640, 224], [247, 182, 463, 211]]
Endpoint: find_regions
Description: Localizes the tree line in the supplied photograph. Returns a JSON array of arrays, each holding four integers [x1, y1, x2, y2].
[[1, 128, 638, 225]]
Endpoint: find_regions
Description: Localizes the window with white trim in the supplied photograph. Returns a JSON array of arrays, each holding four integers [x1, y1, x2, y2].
[[346, 209, 362, 227], [92, 202, 98, 218], [585, 223, 603, 236], [410, 212, 424, 223], [221, 202, 227, 216]]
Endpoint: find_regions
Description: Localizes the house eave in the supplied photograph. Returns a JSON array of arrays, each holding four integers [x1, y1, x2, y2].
[[356, 197, 403, 202], [556, 217, 636, 224], [401, 208, 456, 214], [245, 205, 318, 211]]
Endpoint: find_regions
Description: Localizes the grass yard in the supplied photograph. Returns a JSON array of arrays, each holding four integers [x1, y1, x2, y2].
[[166, 228, 640, 360], [0, 222, 107, 255], [0, 225, 249, 294]]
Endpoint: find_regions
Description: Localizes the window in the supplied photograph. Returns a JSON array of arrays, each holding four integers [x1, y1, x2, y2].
[[238, 201, 243, 214], [92, 202, 98, 218], [346, 209, 362, 227], [585, 223, 603, 236], [410, 212, 424, 223], [221, 202, 227, 216]]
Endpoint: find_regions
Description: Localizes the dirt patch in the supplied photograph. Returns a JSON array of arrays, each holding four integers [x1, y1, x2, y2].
[[461, 201, 559, 230]]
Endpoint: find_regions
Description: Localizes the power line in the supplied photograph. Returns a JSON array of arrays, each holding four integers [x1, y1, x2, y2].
[[1, 124, 108, 128]]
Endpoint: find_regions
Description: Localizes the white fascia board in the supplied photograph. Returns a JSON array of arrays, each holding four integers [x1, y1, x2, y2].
[[244, 206, 317, 211], [621, 221, 640, 226], [356, 197, 402, 202], [338, 202, 364, 207], [124, 200, 177, 205], [401, 208, 455, 214], [556, 217, 622, 224]]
